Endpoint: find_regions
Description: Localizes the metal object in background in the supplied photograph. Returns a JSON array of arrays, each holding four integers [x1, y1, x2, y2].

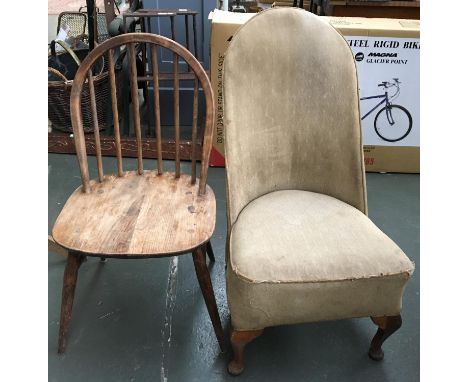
[[292, 0, 323, 14], [86, 0, 96, 50], [56, 10, 110, 44], [121, 8, 201, 136], [49, 1, 212, 162], [231, 1, 247, 13], [122, 8, 199, 58], [48, 40, 109, 133]]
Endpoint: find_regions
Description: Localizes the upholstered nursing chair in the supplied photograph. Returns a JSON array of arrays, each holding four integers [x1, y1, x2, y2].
[[223, 8, 414, 375]]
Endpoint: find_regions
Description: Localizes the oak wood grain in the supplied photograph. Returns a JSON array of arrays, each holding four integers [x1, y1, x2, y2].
[[52, 172, 216, 256], [88, 69, 104, 182], [58, 251, 85, 353], [107, 48, 123, 177], [69, 33, 214, 196], [48, 235, 68, 258], [191, 77, 199, 184], [150, 45, 163, 174], [55, 33, 219, 353], [173, 52, 180, 177], [192, 247, 226, 351]]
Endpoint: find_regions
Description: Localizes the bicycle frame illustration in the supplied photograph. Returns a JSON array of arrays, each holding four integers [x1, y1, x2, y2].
[[360, 78, 412, 143]]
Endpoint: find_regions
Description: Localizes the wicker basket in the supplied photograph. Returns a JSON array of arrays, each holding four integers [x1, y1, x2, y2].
[[48, 41, 109, 133]]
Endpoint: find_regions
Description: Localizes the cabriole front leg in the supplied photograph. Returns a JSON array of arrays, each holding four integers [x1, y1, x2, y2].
[[228, 328, 264, 376], [368, 315, 402, 361]]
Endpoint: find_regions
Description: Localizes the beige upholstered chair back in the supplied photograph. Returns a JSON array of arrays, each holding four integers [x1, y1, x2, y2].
[[223, 8, 368, 227]]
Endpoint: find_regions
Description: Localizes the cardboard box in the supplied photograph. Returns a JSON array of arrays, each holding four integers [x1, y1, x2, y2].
[[209, 11, 256, 166], [209, 10, 420, 173]]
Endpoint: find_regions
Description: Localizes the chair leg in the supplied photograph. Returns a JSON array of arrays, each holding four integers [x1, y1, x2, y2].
[[228, 328, 264, 376], [192, 247, 226, 352], [206, 240, 215, 263], [368, 315, 402, 361], [58, 251, 85, 354]]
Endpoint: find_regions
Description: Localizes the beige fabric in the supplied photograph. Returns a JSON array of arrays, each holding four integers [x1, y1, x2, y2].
[[227, 263, 412, 330], [227, 190, 414, 329], [223, 8, 367, 228], [230, 190, 414, 283], [223, 8, 414, 331]]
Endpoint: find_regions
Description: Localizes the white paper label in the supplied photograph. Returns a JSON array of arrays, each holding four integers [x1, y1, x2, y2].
[[347, 36, 420, 146]]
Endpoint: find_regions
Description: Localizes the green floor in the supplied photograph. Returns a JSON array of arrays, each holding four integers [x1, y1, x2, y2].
[[48, 154, 419, 382]]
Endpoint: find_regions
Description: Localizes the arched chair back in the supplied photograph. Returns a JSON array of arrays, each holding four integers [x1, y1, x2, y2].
[[223, 8, 367, 226], [70, 32, 214, 195]]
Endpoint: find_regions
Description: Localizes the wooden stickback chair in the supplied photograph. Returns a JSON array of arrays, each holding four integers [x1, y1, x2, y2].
[[52, 33, 225, 353]]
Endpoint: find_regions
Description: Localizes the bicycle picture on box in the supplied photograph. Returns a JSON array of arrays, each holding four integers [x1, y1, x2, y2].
[[360, 78, 412, 143]]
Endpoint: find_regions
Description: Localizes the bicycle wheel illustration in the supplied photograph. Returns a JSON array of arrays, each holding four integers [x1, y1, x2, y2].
[[374, 105, 412, 142]]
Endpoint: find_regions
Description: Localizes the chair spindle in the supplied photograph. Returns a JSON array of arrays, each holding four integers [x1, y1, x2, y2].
[[141, 41, 152, 137], [128, 42, 143, 174], [87, 69, 104, 182], [198, 80, 215, 196], [192, 15, 198, 59], [185, 15, 190, 51], [191, 77, 199, 184], [185, 16, 191, 73], [107, 49, 123, 177], [170, 16, 176, 40], [70, 34, 214, 195], [173, 53, 180, 178], [150, 45, 163, 174]]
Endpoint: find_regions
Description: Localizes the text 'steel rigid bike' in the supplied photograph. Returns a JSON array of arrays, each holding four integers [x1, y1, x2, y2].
[[360, 78, 412, 142]]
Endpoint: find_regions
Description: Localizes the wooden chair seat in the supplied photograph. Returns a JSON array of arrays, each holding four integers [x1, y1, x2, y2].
[[52, 171, 216, 257]]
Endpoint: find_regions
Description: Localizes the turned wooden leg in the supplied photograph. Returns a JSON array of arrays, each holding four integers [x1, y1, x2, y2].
[[368, 315, 402, 361], [192, 247, 226, 352], [206, 240, 215, 263], [228, 328, 264, 376], [58, 251, 85, 354]]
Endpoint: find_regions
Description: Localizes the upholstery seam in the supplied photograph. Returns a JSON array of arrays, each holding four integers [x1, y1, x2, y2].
[[328, 16, 368, 215], [229, 254, 414, 285], [228, 191, 415, 284]]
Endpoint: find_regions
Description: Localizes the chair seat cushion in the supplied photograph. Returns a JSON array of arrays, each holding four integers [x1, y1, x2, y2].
[[231, 190, 413, 283], [227, 190, 414, 329]]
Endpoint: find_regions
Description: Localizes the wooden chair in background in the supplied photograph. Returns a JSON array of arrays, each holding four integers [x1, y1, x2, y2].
[[51, 33, 225, 353], [293, 0, 322, 14]]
